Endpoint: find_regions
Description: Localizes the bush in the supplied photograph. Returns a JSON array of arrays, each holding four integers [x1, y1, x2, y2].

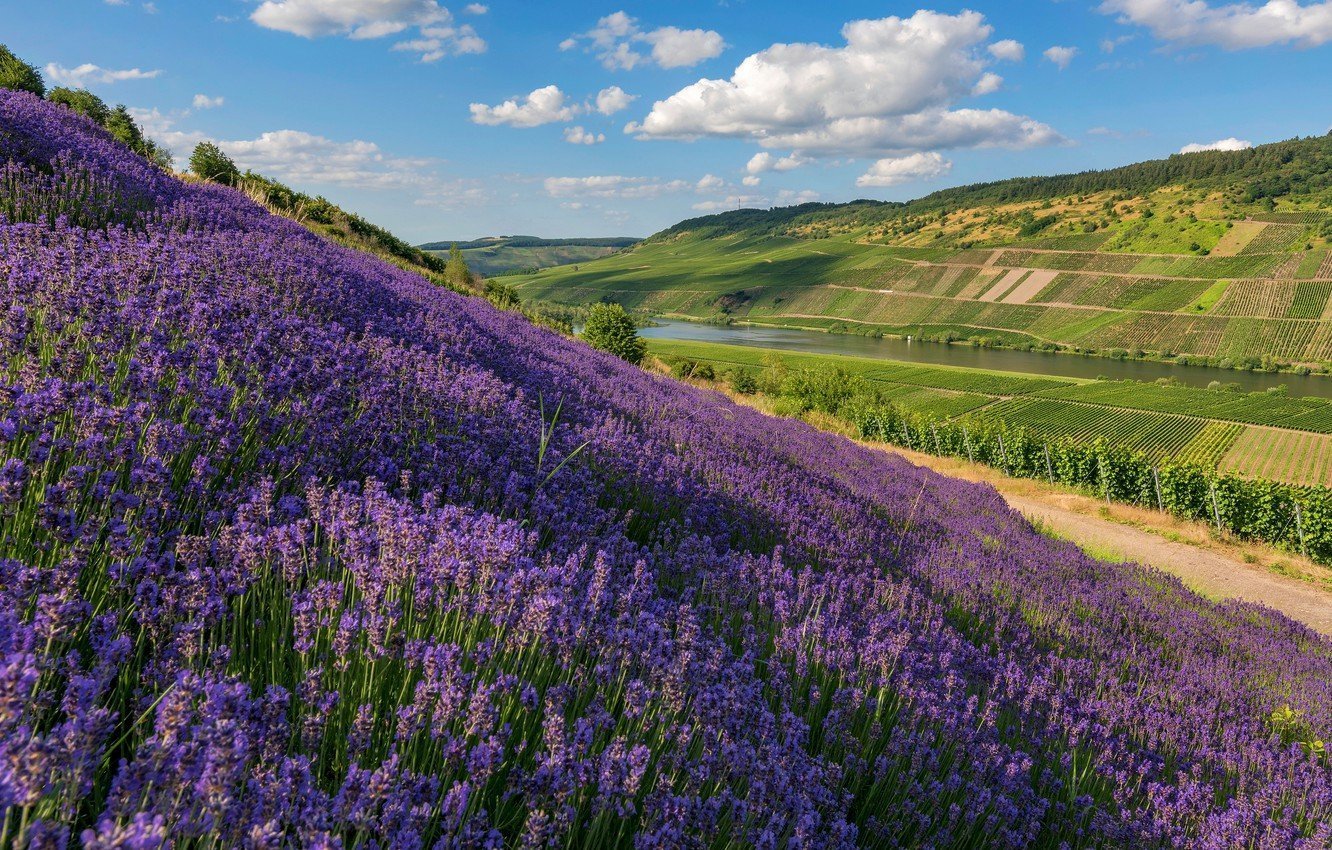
[[855, 404, 1332, 563], [47, 87, 110, 125], [726, 369, 759, 394], [189, 142, 240, 186], [0, 43, 44, 96], [582, 302, 647, 364]]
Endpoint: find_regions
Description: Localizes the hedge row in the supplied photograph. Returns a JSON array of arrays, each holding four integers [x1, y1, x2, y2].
[[855, 405, 1332, 563]]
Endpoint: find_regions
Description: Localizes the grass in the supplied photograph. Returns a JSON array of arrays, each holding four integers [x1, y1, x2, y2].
[[1102, 216, 1227, 255], [1190, 279, 1232, 313]]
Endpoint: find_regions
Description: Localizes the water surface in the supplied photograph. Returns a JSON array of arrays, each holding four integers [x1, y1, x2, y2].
[[641, 319, 1332, 398]]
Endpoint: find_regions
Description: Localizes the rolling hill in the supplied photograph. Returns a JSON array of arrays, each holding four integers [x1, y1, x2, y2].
[[420, 234, 640, 277], [515, 134, 1332, 369]]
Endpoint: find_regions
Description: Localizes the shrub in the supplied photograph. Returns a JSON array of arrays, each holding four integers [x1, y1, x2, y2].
[[0, 43, 44, 96], [726, 368, 759, 394], [582, 302, 646, 364], [189, 142, 240, 186], [445, 244, 472, 290]]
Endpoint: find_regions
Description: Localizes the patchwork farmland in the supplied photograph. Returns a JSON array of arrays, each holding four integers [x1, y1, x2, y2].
[[648, 337, 1332, 489], [519, 183, 1332, 368]]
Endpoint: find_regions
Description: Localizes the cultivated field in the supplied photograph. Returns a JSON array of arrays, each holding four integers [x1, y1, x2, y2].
[[650, 338, 1332, 488]]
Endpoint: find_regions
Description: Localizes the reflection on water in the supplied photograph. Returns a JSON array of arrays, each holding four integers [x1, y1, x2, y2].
[[641, 319, 1332, 399]]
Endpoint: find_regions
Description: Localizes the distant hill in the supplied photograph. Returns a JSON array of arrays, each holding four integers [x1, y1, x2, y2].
[[515, 133, 1332, 369], [420, 235, 641, 277], [654, 133, 1332, 242]]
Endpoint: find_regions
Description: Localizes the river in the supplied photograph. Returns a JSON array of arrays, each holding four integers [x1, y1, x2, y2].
[[640, 319, 1332, 399]]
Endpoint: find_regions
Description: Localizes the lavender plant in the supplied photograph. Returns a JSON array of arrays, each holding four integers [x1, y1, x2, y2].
[[1, 89, 1330, 848]]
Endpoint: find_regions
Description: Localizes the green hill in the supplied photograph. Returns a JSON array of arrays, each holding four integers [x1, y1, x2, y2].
[[420, 235, 641, 277], [515, 134, 1332, 369]]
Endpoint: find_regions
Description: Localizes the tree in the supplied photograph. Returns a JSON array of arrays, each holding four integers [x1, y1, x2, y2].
[[48, 87, 110, 124], [445, 244, 472, 289], [189, 142, 239, 186], [105, 105, 172, 170], [581, 302, 646, 365], [0, 44, 44, 96]]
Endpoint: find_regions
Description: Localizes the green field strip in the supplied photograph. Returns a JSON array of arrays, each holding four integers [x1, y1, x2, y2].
[[1296, 249, 1329, 280], [644, 338, 1080, 394], [1188, 279, 1232, 313], [1174, 422, 1244, 467]]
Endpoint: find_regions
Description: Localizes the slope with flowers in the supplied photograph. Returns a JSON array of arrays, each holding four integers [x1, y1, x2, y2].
[[2, 91, 1331, 848]]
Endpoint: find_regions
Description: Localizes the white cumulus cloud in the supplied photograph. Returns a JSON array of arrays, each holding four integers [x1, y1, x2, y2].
[[988, 38, 1026, 61], [250, 1, 484, 61], [972, 72, 1004, 95], [1100, 0, 1332, 49], [746, 152, 810, 174], [470, 85, 579, 127], [595, 85, 636, 115], [44, 63, 162, 86], [856, 152, 953, 187], [543, 175, 693, 200], [1044, 45, 1079, 68], [192, 94, 224, 109], [219, 130, 430, 188], [564, 126, 605, 145], [562, 11, 725, 70], [1179, 137, 1253, 153], [628, 10, 1060, 158]]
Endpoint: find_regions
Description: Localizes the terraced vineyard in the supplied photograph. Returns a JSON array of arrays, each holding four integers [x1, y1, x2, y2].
[[1036, 381, 1332, 431], [1221, 428, 1332, 486], [522, 145, 1332, 367], [979, 398, 1206, 460], [650, 337, 1332, 488], [1175, 422, 1245, 467]]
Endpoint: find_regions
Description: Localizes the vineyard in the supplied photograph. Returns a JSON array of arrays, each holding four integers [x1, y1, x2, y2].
[[1222, 428, 1332, 486], [1038, 381, 1332, 431], [979, 398, 1206, 460], [1248, 211, 1332, 225], [1288, 281, 1332, 318], [1238, 223, 1309, 255], [651, 337, 1332, 497], [877, 386, 995, 419], [1212, 280, 1297, 318], [1175, 422, 1245, 467]]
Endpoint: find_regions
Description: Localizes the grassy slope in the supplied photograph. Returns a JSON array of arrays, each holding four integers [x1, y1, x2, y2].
[[447, 244, 626, 277], [518, 135, 1332, 366], [420, 237, 642, 277]]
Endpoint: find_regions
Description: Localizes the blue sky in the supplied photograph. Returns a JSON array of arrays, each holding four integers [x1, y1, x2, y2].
[[5, 1, 1332, 242]]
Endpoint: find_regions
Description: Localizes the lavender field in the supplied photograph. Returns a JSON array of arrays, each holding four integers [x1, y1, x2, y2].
[[1, 90, 1330, 847]]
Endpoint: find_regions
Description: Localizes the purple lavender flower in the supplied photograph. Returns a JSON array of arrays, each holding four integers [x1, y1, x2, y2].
[[0, 88, 1329, 848]]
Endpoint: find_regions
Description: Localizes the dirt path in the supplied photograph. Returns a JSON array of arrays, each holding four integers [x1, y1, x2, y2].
[[1002, 490, 1332, 634], [685, 386, 1332, 636], [875, 442, 1332, 635]]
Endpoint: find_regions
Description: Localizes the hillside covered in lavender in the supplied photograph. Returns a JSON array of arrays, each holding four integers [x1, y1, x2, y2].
[[2, 89, 1332, 848]]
